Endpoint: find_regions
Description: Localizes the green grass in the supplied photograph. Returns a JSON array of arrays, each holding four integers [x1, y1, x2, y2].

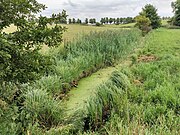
[[0, 29, 141, 134], [104, 23, 136, 28], [35, 29, 141, 96], [1, 24, 179, 135], [61, 24, 122, 41], [78, 28, 180, 134], [3, 23, 135, 41], [42, 28, 180, 135]]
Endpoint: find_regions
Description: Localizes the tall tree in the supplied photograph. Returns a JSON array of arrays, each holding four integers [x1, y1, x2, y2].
[[105, 17, 109, 24], [113, 18, 116, 24], [93, 18, 96, 24], [109, 18, 114, 24], [85, 18, 88, 24], [0, 0, 66, 82], [100, 18, 105, 24], [89, 18, 94, 24], [120, 18, 123, 24], [68, 18, 72, 24], [116, 18, 120, 25], [141, 4, 161, 29], [72, 18, 76, 24], [77, 18, 82, 24], [172, 0, 180, 26]]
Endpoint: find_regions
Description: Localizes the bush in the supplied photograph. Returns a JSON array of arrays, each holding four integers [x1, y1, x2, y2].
[[95, 22, 102, 26], [135, 15, 152, 36]]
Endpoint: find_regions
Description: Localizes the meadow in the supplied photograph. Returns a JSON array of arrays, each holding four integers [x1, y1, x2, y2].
[[4, 23, 135, 42], [1, 23, 180, 135], [42, 28, 180, 135]]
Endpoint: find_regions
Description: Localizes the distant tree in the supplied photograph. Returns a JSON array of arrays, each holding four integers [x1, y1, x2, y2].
[[85, 18, 88, 24], [100, 18, 106, 24], [109, 18, 114, 24], [93, 18, 96, 24], [135, 15, 151, 36], [172, 0, 180, 26], [120, 18, 123, 24], [140, 4, 161, 29], [113, 18, 116, 24], [77, 18, 82, 24], [116, 18, 120, 25], [89, 18, 94, 24], [51, 13, 56, 21], [125, 17, 134, 24], [68, 18, 72, 24], [72, 18, 76, 24], [105, 17, 109, 24]]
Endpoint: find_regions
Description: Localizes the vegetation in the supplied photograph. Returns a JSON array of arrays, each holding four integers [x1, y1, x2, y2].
[[61, 28, 180, 135], [100, 17, 135, 25], [0, 29, 141, 134], [135, 15, 151, 36], [172, 0, 180, 26], [1, 1, 180, 135], [140, 4, 161, 29], [0, 0, 66, 83]]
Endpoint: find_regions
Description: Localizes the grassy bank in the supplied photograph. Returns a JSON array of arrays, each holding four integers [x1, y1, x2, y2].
[[40, 28, 180, 135], [0, 29, 141, 134], [33, 29, 141, 96], [79, 28, 180, 134]]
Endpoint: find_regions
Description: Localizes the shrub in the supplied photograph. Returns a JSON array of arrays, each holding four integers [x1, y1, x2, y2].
[[95, 22, 102, 26], [135, 15, 152, 36]]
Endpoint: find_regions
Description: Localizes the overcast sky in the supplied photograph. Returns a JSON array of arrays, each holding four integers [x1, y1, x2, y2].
[[37, 0, 175, 20]]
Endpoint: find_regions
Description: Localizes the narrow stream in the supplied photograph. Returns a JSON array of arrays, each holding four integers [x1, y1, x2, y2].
[[65, 60, 131, 115]]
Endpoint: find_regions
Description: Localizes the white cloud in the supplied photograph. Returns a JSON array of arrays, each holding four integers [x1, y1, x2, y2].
[[37, 0, 175, 20]]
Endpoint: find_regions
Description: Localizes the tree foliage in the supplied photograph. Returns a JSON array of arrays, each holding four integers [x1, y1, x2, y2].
[[85, 18, 88, 24], [89, 18, 96, 24], [0, 0, 67, 83], [172, 0, 180, 26], [135, 15, 151, 36], [141, 4, 161, 29]]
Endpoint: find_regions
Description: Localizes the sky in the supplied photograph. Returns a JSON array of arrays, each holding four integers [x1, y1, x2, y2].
[[37, 0, 175, 20]]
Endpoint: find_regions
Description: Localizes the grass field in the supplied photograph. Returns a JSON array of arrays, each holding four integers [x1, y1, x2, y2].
[[4, 23, 135, 41], [44, 28, 180, 135], [1, 23, 180, 135], [78, 28, 180, 134]]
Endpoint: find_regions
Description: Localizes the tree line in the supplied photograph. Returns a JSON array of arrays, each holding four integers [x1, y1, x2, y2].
[[68, 17, 135, 25]]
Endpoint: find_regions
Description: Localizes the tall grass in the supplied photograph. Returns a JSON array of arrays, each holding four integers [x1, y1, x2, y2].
[[9, 29, 140, 134], [75, 29, 180, 134], [23, 29, 140, 134], [82, 58, 179, 134], [34, 29, 141, 96]]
